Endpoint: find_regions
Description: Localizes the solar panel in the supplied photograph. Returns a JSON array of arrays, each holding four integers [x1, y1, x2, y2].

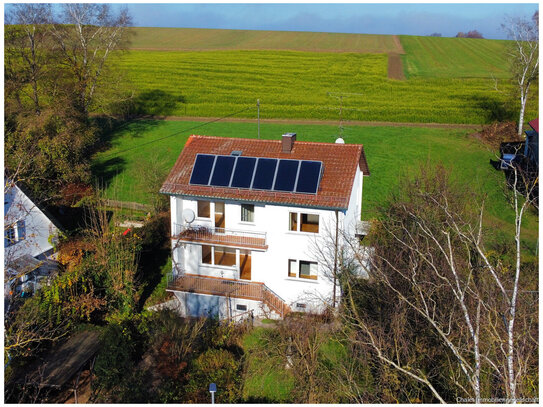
[[273, 159, 300, 192], [295, 161, 322, 194], [189, 154, 323, 195], [252, 158, 278, 190], [189, 154, 216, 185], [209, 155, 236, 187], [230, 157, 257, 188]]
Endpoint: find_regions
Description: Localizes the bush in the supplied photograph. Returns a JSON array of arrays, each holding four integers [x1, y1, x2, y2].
[[186, 348, 242, 403], [93, 322, 136, 391]]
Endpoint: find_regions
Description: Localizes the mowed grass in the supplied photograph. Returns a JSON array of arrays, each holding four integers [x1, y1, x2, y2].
[[400, 35, 512, 78], [241, 328, 294, 402], [92, 120, 538, 250], [129, 27, 402, 53], [114, 50, 536, 124]]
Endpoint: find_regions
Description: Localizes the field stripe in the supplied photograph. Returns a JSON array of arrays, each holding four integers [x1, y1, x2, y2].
[[110, 115, 482, 130]]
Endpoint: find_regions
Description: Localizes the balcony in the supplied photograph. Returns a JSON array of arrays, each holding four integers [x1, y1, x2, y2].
[[172, 223, 268, 250], [167, 273, 290, 317]]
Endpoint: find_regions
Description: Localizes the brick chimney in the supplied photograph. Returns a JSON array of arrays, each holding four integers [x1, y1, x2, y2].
[[282, 133, 296, 153]]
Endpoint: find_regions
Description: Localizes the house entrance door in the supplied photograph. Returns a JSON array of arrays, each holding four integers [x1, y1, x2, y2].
[[240, 251, 251, 280], [215, 201, 225, 229]]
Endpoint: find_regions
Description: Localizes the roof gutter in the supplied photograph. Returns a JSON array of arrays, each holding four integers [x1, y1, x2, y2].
[[161, 191, 348, 213]]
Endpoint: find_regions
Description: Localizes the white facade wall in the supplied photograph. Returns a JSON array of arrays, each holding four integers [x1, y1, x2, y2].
[[168, 166, 364, 317], [173, 291, 277, 321]]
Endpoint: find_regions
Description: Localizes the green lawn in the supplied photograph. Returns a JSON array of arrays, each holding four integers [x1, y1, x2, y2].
[[400, 35, 511, 79], [92, 119, 537, 250], [241, 328, 294, 402], [111, 49, 534, 124]]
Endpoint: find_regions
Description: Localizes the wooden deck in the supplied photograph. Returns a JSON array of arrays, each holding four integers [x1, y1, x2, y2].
[[167, 273, 290, 317]]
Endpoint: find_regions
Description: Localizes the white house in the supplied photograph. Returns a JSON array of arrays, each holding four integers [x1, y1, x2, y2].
[[160, 133, 370, 320], [4, 182, 61, 303]]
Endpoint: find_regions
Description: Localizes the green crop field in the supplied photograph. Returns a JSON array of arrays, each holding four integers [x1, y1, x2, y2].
[[114, 49, 536, 124], [129, 27, 402, 53], [400, 35, 512, 78], [92, 120, 538, 250]]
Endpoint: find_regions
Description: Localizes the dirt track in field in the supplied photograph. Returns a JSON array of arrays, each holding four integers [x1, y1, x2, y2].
[[388, 53, 405, 80], [391, 35, 405, 54], [142, 115, 482, 130], [387, 36, 406, 80]]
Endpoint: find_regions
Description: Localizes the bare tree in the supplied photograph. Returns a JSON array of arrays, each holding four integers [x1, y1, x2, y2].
[[50, 4, 132, 114], [339, 165, 538, 403], [502, 12, 539, 136], [5, 4, 54, 115]]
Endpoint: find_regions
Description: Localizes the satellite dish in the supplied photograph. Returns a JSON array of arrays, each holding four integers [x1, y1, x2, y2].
[[182, 208, 195, 224], [335, 137, 345, 144]]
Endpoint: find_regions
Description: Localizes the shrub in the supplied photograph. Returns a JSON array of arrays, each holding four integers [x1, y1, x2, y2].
[[186, 348, 242, 403]]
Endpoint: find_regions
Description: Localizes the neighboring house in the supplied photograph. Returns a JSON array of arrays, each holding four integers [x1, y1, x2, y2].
[[4, 182, 61, 305], [500, 118, 539, 169], [160, 133, 370, 320], [524, 118, 538, 166]]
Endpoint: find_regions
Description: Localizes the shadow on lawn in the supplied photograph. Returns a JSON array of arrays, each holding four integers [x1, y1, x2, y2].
[[90, 156, 127, 191], [469, 94, 515, 123]]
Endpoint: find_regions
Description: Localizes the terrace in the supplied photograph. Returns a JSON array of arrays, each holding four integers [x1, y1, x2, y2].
[[172, 223, 268, 250], [167, 273, 290, 317]]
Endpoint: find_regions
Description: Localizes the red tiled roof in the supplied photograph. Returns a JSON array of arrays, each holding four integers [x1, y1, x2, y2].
[[529, 118, 538, 133], [160, 135, 370, 210]]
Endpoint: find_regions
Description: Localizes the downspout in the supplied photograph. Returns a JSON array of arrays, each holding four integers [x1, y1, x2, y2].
[[333, 210, 339, 308]]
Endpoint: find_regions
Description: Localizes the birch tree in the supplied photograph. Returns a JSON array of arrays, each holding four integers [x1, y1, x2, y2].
[[50, 3, 132, 114], [340, 165, 538, 403], [502, 12, 539, 136]]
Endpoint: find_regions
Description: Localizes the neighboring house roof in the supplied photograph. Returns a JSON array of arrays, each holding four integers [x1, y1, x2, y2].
[[4, 183, 61, 260], [161, 135, 370, 210], [529, 118, 539, 133]]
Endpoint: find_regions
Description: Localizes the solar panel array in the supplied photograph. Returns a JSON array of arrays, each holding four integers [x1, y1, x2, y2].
[[189, 154, 323, 194]]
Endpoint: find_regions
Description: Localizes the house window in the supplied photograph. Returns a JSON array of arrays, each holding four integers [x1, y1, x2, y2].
[[296, 303, 306, 309], [202, 245, 237, 267], [288, 259, 297, 277], [299, 261, 318, 280], [300, 214, 319, 233], [197, 200, 210, 218], [241, 204, 254, 222], [289, 212, 319, 233], [202, 245, 212, 264], [214, 247, 236, 266], [5, 226, 15, 247], [289, 212, 298, 231], [16, 220, 26, 240], [236, 304, 247, 311]]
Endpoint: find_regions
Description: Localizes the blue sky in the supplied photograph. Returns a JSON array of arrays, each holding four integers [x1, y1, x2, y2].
[[111, 3, 538, 39], [5, 3, 539, 39]]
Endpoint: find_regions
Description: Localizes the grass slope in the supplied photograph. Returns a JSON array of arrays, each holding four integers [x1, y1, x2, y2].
[[114, 50, 533, 124], [129, 27, 401, 53], [92, 119, 538, 249], [400, 35, 511, 78]]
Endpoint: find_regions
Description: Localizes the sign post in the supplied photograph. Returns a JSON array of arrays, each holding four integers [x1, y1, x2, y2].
[[209, 383, 217, 404]]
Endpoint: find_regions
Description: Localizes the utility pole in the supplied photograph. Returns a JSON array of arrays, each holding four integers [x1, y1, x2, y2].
[[327, 92, 365, 139], [257, 99, 260, 139]]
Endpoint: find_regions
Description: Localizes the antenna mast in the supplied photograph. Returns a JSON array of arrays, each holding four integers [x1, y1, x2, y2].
[[327, 92, 365, 139]]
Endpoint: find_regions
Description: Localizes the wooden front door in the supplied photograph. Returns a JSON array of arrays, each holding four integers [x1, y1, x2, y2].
[[215, 201, 225, 229], [240, 251, 251, 280]]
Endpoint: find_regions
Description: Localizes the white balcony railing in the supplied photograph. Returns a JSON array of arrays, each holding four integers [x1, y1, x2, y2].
[[172, 223, 267, 250]]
